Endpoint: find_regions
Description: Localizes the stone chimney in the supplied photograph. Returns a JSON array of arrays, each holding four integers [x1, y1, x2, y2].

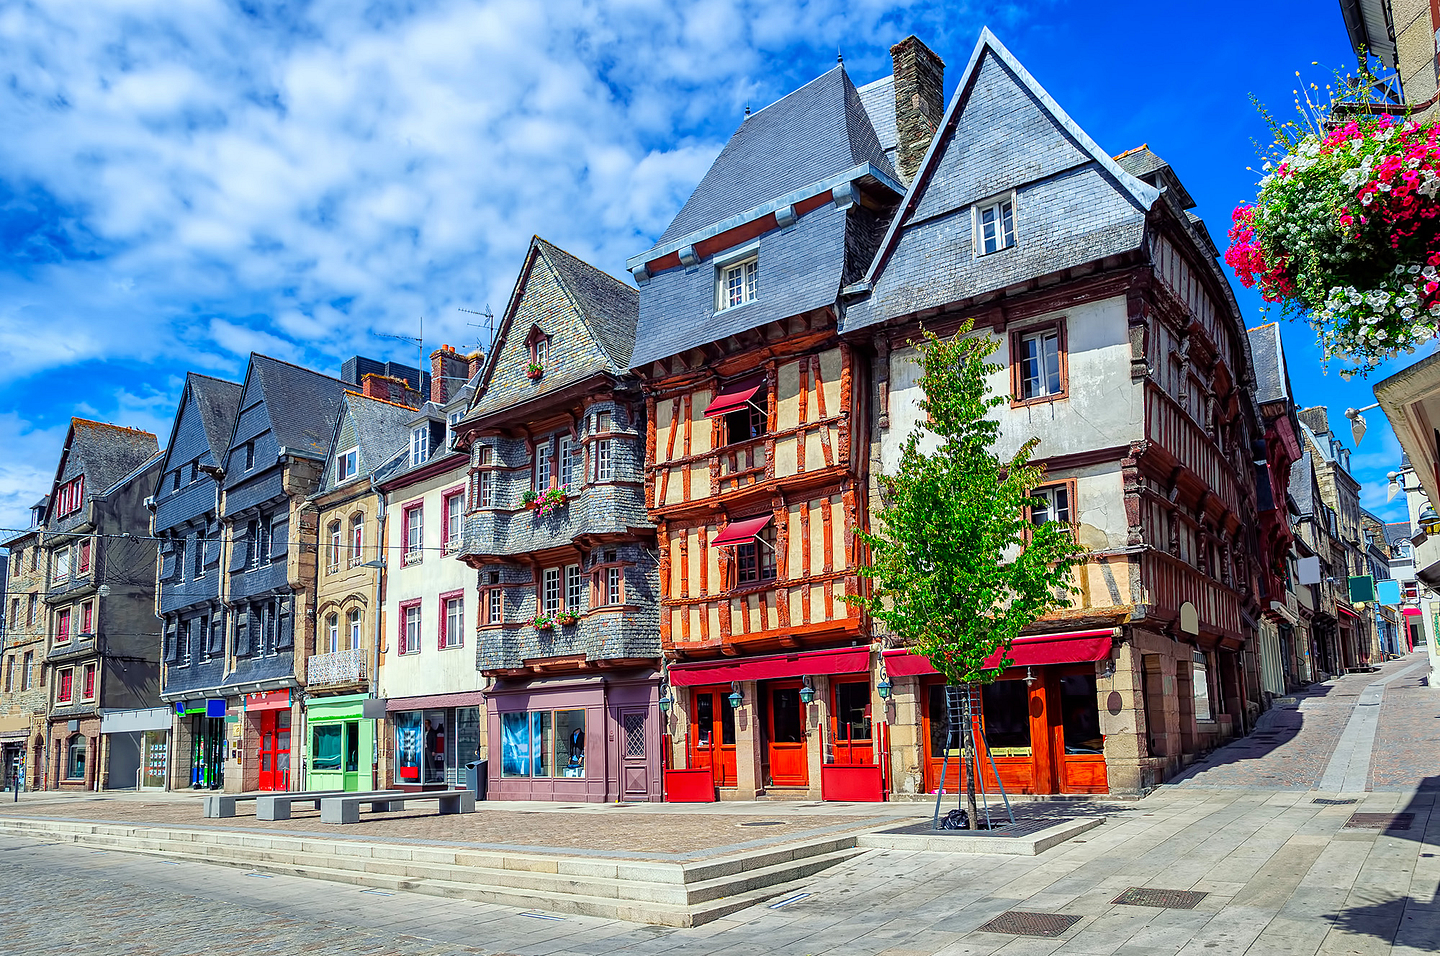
[[466, 349, 485, 381], [1297, 406, 1331, 437], [360, 373, 421, 409], [890, 35, 946, 185], [430, 345, 471, 405]]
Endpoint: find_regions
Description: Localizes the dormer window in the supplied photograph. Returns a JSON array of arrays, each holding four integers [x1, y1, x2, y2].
[[716, 256, 758, 311], [337, 447, 358, 482], [446, 410, 463, 450], [56, 476, 84, 517], [410, 426, 429, 466], [526, 326, 550, 379], [976, 197, 1015, 255]]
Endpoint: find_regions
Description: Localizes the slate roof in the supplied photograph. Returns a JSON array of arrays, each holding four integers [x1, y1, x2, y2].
[[47, 419, 160, 524], [102, 450, 166, 496], [189, 374, 244, 463], [468, 238, 640, 419], [1289, 449, 1316, 516], [1247, 323, 1292, 405], [248, 354, 351, 460], [1116, 145, 1196, 210], [857, 75, 898, 169], [317, 393, 420, 494], [842, 29, 1159, 333], [650, 66, 897, 250], [1385, 521, 1414, 546]]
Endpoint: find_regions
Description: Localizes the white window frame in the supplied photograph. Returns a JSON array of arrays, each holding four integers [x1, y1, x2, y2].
[[328, 522, 342, 568], [446, 410, 463, 450], [535, 442, 553, 490], [478, 471, 494, 509], [558, 435, 575, 488], [487, 588, 503, 625], [1018, 327, 1062, 401], [405, 504, 424, 560], [337, 447, 358, 482], [715, 249, 759, 312], [404, 604, 422, 655], [975, 195, 1016, 256], [565, 564, 583, 612], [54, 548, 70, 582], [606, 566, 622, 606], [411, 426, 429, 466], [543, 567, 561, 617], [326, 614, 340, 655], [444, 491, 463, 553], [595, 439, 614, 482], [1031, 484, 1072, 526], [347, 608, 362, 650]]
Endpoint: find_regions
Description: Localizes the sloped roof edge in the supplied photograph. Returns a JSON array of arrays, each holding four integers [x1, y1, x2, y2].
[[858, 26, 1161, 290]]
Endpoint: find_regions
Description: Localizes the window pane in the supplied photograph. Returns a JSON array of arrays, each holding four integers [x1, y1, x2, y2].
[[559, 436, 574, 486], [313, 724, 342, 771], [1021, 336, 1041, 398], [1042, 331, 1061, 394], [1059, 675, 1103, 754], [345, 721, 360, 773], [395, 711, 422, 782], [500, 712, 530, 777], [531, 711, 552, 778], [623, 712, 646, 758], [424, 712, 447, 784], [695, 693, 713, 746], [721, 696, 736, 744], [555, 710, 586, 776], [1000, 201, 1015, 247], [980, 680, 1032, 752], [771, 688, 803, 743], [834, 683, 872, 742]]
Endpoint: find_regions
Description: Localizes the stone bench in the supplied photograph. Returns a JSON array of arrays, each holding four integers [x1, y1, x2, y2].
[[254, 790, 350, 821], [319, 788, 476, 825], [203, 790, 345, 819]]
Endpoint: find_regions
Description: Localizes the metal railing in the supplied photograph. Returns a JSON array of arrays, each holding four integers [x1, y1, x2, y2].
[[307, 647, 367, 687]]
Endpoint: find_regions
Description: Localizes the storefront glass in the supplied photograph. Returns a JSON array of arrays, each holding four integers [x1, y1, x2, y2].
[[189, 715, 225, 789], [501, 709, 585, 778], [313, 724, 342, 771], [394, 711, 423, 783], [980, 680, 1031, 755], [393, 706, 480, 787], [1059, 674, 1103, 754]]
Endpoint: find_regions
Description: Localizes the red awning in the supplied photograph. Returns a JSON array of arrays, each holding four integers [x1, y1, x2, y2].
[[1402, 607, 1422, 617], [881, 629, 1116, 677], [1338, 604, 1361, 621], [668, 647, 870, 687], [712, 514, 773, 546], [703, 377, 765, 418]]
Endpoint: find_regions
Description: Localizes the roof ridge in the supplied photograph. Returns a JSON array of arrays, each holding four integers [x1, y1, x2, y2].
[[1113, 143, 1152, 160], [344, 390, 421, 412], [748, 64, 845, 120], [70, 417, 157, 438], [251, 352, 349, 387], [187, 371, 243, 388]]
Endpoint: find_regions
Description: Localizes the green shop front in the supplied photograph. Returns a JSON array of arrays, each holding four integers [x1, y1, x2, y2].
[[305, 694, 374, 792]]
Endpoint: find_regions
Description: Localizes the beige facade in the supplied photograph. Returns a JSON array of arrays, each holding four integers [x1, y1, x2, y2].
[[2, 520, 49, 790]]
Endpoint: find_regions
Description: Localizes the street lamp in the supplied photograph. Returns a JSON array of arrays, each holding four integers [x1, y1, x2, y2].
[[657, 683, 672, 714], [727, 682, 743, 709], [1421, 506, 1440, 536], [1345, 403, 1380, 446], [799, 678, 815, 705], [876, 678, 892, 700]]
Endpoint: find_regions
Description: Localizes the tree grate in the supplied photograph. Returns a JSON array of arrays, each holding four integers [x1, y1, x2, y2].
[[1345, 812, 1414, 830], [1111, 887, 1208, 909], [1312, 798, 1358, 806], [975, 911, 1081, 937]]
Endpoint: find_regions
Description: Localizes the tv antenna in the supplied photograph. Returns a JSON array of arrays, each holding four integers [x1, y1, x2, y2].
[[459, 306, 496, 356], [374, 316, 424, 380]]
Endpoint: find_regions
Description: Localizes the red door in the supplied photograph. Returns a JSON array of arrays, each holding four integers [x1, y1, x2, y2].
[[257, 710, 291, 791], [831, 680, 873, 766], [688, 687, 736, 788], [766, 682, 808, 788]]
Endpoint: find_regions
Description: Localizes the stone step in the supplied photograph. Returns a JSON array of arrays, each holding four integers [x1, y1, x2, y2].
[[0, 816, 862, 926]]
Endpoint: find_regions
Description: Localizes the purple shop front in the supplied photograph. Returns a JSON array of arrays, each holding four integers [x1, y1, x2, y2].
[[485, 669, 661, 802]]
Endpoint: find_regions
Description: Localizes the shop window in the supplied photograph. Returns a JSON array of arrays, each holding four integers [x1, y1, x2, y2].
[[980, 680, 1031, 755], [313, 724, 342, 771], [833, 682, 872, 744], [66, 734, 86, 780], [736, 522, 778, 585], [1192, 650, 1212, 721], [500, 709, 586, 778], [345, 720, 360, 773], [1059, 674, 1103, 754]]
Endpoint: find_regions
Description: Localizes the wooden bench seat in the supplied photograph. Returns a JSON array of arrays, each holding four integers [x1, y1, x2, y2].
[[319, 788, 476, 825]]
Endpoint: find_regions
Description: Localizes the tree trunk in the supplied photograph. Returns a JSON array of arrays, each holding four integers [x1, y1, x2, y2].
[[961, 682, 979, 829]]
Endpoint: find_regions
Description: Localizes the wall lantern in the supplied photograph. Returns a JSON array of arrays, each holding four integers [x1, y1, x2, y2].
[[1099, 657, 1115, 680], [799, 679, 815, 705], [1024, 667, 1037, 686], [657, 685, 672, 714], [1421, 505, 1440, 536], [877, 678, 892, 700], [727, 682, 743, 709]]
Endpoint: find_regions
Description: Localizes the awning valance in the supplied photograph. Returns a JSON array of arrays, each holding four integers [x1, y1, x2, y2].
[[1337, 604, 1362, 621], [712, 514, 773, 546], [881, 628, 1116, 677], [668, 646, 869, 687], [703, 377, 765, 418]]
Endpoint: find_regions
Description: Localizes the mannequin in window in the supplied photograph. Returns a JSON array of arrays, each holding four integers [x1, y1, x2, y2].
[[568, 728, 585, 769]]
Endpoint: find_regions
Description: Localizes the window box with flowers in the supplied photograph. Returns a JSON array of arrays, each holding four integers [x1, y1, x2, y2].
[[532, 615, 556, 632], [526, 363, 545, 380], [535, 485, 569, 518], [558, 612, 579, 627]]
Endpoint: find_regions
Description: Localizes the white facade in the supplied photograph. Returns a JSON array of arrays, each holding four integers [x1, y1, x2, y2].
[[380, 460, 481, 700]]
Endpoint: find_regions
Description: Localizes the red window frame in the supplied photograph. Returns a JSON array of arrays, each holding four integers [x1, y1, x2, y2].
[[441, 486, 465, 553], [79, 540, 91, 573], [56, 608, 71, 644], [402, 502, 424, 565], [82, 601, 92, 635], [438, 589, 465, 649], [398, 599, 422, 655], [58, 669, 73, 703], [82, 664, 95, 700]]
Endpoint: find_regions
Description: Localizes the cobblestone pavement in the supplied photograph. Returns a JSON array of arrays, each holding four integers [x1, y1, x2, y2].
[[1167, 653, 1431, 791]]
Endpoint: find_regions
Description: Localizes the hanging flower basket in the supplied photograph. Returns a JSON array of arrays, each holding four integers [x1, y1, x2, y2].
[[1227, 112, 1440, 373], [532, 616, 555, 632], [558, 612, 579, 627], [535, 485, 569, 518], [526, 363, 545, 380]]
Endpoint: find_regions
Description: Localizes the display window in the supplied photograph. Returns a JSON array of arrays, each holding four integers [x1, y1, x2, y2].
[[393, 706, 480, 786], [500, 709, 586, 778]]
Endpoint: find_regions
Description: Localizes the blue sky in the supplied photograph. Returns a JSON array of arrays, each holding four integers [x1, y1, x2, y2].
[[0, 0, 1418, 533]]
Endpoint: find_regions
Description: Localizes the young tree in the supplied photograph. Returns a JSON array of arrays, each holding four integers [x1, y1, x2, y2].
[[854, 323, 1083, 827]]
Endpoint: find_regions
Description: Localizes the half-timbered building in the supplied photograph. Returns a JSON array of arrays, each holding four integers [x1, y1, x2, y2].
[[842, 31, 1268, 796], [626, 42, 939, 800]]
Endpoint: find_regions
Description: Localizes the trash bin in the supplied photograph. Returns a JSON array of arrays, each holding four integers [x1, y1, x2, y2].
[[465, 759, 488, 801]]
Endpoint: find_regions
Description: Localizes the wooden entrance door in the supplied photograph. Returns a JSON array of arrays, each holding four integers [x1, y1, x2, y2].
[[831, 680, 873, 766], [921, 679, 1047, 795], [1053, 669, 1107, 793], [256, 710, 291, 791], [619, 710, 651, 800], [766, 681, 808, 788], [688, 687, 736, 788]]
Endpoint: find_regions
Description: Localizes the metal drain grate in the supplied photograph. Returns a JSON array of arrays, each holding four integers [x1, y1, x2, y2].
[[1345, 813, 1414, 830], [737, 820, 787, 827], [1111, 887, 1208, 909], [975, 912, 1081, 937], [1313, 798, 1358, 806]]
